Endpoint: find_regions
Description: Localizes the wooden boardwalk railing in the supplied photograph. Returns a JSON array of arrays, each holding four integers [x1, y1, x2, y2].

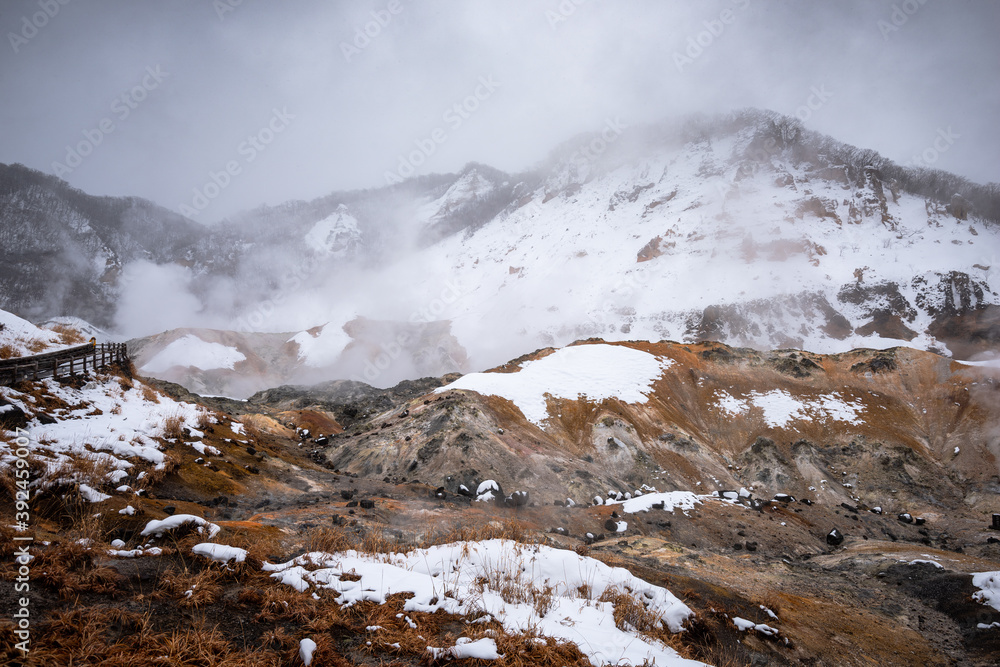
[[0, 342, 129, 385]]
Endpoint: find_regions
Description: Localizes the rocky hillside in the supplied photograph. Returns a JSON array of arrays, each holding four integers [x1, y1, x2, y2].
[[3, 337, 1000, 665]]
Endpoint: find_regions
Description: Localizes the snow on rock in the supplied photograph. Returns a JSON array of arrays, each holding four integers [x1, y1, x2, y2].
[[142, 334, 246, 373], [733, 617, 779, 636], [299, 637, 317, 666], [426, 637, 502, 661], [476, 479, 501, 502], [972, 571, 1000, 612], [263, 539, 706, 666], [107, 547, 163, 558], [713, 389, 865, 427], [436, 344, 672, 426], [78, 484, 111, 503], [192, 543, 248, 564], [304, 204, 362, 258], [141, 514, 220, 540]]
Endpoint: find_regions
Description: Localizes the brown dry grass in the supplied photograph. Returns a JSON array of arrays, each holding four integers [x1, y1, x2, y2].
[[6, 608, 280, 667], [0, 343, 17, 359], [162, 413, 185, 440], [156, 568, 225, 608], [196, 409, 215, 430], [25, 541, 124, 598], [49, 323, 86, 345], [140, 384, 160, 403]]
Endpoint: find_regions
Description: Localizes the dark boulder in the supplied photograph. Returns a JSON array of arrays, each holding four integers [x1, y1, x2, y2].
[[0, 402, 27, 431], [827, 528, 844, 546]]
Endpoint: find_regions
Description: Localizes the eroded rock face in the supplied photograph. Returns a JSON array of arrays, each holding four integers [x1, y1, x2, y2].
[[278, 340, 1000, 515]]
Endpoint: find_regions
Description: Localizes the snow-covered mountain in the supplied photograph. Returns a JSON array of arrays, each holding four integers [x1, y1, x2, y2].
[[3, 110, 999, 393], [0, 163, 206, 327]]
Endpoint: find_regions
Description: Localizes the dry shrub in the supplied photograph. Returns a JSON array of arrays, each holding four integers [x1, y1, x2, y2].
[[49, 323, 86, 345], [30, 456, 118, 528], [598, 586, 664, 633], [435, 518, 529, 545], [305, 526, 353, 554], [254, 584, 319, 624], [463, 622, 592, 667], [26, 338, 49, 353], [360, 527, 407, 555], [118, 375, 134, 391], [470, 555, 556, 618], [0, 343, 17, 360], [146, 621, 245, 666], [31, 541, 124, 598], [12, 608, 280, 667], [162, 414, 185, 440], [156, 568, 224, 608], [755, 594, 783, 617], [196, 409, 215, 430], [140, 384, 160, 403]]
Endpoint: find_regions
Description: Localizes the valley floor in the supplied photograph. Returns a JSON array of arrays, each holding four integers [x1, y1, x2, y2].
[[2, 342, 1000, 666]]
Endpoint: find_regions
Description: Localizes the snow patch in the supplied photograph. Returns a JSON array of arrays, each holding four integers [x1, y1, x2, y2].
[[436, 344, 672, 426], [142, 334, 246, 373]]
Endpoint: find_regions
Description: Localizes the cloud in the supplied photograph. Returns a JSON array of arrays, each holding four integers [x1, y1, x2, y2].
[[0, 0, 996, 223], [114, 261, 204, 338]]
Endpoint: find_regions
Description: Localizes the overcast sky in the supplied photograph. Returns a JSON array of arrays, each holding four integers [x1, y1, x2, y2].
[[1, 0, 997, 222]]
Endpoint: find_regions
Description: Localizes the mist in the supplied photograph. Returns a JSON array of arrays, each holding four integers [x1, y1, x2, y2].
[[1, 0, 997, 222], [3, 0, 999, 390]]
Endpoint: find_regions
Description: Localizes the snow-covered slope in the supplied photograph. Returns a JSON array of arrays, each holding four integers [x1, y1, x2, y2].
[[0, 308, 71, 358], [410, 119, 998, 368]]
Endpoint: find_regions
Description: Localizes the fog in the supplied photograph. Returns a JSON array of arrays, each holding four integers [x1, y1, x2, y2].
[[3, 0, 999, 390], [1, 0, 997, 222]]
